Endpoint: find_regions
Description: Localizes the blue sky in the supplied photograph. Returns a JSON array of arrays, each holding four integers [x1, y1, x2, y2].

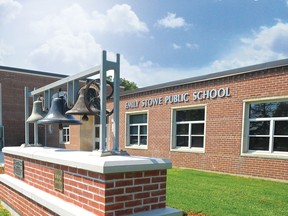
[[1, 0, 288, 87]]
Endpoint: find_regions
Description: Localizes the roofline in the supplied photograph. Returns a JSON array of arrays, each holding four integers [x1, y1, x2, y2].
[[0, 65, 67, 79], [120, 58, 288, 97]]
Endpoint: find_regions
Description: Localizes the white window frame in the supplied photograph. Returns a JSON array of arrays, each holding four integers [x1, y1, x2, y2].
[[170, 105, 206, 153], [125, 111, 148, 149], [59, 126, 70, 144], [241, 96, 288, 159]]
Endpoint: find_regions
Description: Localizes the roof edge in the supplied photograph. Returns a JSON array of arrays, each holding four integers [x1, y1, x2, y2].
[[0, 65, 67, 79], [121, 58, 288, 97]]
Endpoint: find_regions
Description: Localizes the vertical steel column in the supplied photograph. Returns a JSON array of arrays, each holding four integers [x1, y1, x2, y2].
[[99, 51, 107, 152], [0, 83, 2, 126], [33, 95, 39, 145], [112, 54, 120, 151], [24, 87, 30, 144]]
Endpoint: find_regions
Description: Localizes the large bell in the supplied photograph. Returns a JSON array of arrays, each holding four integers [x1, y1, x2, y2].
[[66, 85, 100, 121], [38, 96, 82, 129], [26, 100, 47, 123]]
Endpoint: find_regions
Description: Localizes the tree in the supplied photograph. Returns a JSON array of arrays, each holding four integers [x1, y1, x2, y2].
[[107, 75, 138, 91]]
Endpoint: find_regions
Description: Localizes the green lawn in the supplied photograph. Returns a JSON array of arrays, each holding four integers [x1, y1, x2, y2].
[[167, 168, 288, 216]]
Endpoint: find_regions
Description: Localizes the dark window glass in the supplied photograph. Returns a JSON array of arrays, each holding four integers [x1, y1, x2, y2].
[[249, 101, 288, 118], [177, 124, 189, 135], [274, 121, 288, 135], [140, 136, 147, 145], [95, 127, 99, 137], [192, 124, 204, 135], [130, 114, 147, 124], [249, 137, 269, 150], [176, 109, 205, 121], [130, 136, 138, 145], [274, 137, 288, 151], [176, 136, 188, 147], [249, 121, 270, 135], [130, 126, 138, 135], [140, 126, 147, 134], [191, 137, 204, 147]]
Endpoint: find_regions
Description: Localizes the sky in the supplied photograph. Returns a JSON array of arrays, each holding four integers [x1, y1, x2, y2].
[[1, 0, 288, 87]]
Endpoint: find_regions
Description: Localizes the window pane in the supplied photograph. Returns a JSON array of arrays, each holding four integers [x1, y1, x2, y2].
[[249, 101, 288, 118], [177, 124, 189, 135], [130, 126, 138, 134], [249, 121, 270, 135], [192, 124, 204, 135], [191, 137, 204, 148], [176, 136, 188, 147], [95, 142, 99, 150], [130, 136, 138, 145], [95, 127, 99, 137], [140, 136, 147, 145], [130, 114, 147, 124], [274, 137, 288, 152], [249, 137, 269, 150], [273, 101, 288, 117], [274, 121, 288, 135], [140, 126, 147, 134], [176, 109, 205, 121]]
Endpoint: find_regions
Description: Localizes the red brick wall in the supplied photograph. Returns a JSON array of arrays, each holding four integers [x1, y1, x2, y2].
[[0, 70, 64, 147], [3, 154, 167, 215], [111, 67, 288, 181], [0, 184, 57, 216]]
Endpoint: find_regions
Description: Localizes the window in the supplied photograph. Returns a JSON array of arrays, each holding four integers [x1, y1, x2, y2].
[[243, 100, 288, 155], [59, 125, 70, 144], [126, 112, 148, 148], [94, 116, 108, 150], [172, 106, 206, 152]]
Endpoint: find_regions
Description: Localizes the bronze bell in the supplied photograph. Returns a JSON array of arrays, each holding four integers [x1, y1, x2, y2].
[[26, 100, 47, 123], [66, 85, 100, 121], [38, 96, 82, 129]]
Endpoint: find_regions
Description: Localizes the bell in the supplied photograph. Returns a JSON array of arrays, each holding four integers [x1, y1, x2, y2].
[[38, 96, 82, 129], [26, 100, 47, 123], [66, 86, 100, 121]]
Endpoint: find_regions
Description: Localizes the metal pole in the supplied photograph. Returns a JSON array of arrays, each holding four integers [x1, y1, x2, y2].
[[0, 83, 2, 126], [24, 87, 30, 144], [112, 54, 120, 151], [99, 51, 107, 152]]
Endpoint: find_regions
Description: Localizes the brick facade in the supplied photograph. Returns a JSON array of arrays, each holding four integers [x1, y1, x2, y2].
[[111, 66, 288, 181], [0, 68, 65, 147], [2, 153, 167, 215]]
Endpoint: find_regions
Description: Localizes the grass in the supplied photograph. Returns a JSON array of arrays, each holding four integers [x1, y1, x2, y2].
[[166, 168, 288, 216], [0, 203, 10, 216]]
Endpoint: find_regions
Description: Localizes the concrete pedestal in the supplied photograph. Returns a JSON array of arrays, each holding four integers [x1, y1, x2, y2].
[[0, 147, 182, 216]]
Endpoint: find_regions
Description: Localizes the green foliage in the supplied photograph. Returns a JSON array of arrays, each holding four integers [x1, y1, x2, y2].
[[167, 168, 288, 216], [0, 204, 10, 216], [107, 75, 138, 91]]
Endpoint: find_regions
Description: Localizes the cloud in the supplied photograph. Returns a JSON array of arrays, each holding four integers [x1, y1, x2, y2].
[[172, 43, 181, 49], [123, 21, 288, 87], [29, 32, 103, 73], [157, 12, 189, 29], [0, 40, 13, 64], [0, 0, 22, 23], [28, 3, 149, 74], [209, 21, 288, 71], [31, 3, 148, 35]]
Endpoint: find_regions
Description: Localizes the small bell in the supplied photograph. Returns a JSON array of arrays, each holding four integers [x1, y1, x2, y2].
[[26, 100, 47, 123]]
